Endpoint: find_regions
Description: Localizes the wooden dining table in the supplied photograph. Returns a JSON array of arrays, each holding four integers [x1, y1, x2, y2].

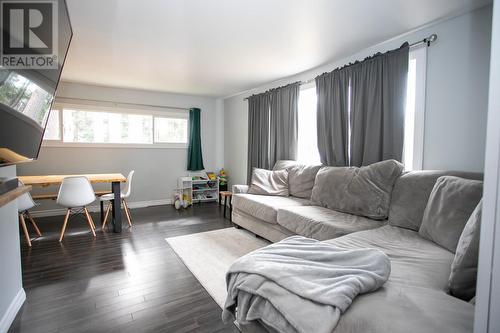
[[19, 173, 127, 233]]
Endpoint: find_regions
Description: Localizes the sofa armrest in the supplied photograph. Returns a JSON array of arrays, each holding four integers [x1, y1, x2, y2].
[[232, 185, 249, 194]]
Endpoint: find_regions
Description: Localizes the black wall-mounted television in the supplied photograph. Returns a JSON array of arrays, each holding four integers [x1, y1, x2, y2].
[[0, 0, 72, 166]]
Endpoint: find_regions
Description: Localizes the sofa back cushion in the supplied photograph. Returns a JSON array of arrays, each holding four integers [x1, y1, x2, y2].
[[287, 165, 322, 198], [311, 160, 404, 220], [389, 171, 483, 231], [273, 160, 322, 199], [418, 176, 483, 252], [248, 168, 289, 196], [448, 200, 482, 301]]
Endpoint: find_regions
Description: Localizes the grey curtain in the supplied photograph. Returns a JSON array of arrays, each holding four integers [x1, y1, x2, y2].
[[247, 93, 271, 183], [350, 43, 409, 166], [269, 82, 300, 168], [315, 69, 350, 166]]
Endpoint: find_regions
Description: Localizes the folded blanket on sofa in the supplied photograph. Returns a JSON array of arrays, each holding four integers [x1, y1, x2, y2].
[[222, 236, 391, 333]]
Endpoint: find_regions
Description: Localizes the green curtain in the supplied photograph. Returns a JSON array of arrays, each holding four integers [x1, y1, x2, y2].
[[187, 108, 205, 171]]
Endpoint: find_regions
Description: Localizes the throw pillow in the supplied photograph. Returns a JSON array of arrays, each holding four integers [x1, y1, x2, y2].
[[310, 159, 404, 220], [448, 200, 482, 301], [248, 168, 289, 196], [419, 176, 483, 252]]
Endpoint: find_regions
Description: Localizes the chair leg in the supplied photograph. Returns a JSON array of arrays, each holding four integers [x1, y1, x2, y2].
[[84, 207, 96, 237], [123, 199, 132, 227], [19, 214, 32, 247], [59, 209, 71, 242], [25, 211, 42, 237], [102, 203, 111, 229], [86, 208, 96, 230]]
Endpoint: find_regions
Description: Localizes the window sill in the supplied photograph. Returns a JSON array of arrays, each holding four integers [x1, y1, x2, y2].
[[41, 141, 188, 149]]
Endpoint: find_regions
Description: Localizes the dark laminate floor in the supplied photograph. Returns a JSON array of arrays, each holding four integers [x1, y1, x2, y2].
[[9, 203, 239, 333]]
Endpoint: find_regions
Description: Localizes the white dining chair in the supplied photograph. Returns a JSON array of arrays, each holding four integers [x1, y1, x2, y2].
[[101, 170, 134, 229], [56, 176, 96, 242], [17, 180, 42, 247]]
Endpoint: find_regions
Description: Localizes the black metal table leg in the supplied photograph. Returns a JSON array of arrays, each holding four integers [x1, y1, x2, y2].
[[229, 195, 232, 222], [100, 201, 104, 224], [111, 181, 122, 233], [223, 196, 227, 218]]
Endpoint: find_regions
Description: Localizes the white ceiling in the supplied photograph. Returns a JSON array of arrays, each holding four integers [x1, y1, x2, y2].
[[62, 0, 490, 98]]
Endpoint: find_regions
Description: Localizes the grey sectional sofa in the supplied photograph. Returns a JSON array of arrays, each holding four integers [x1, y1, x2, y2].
[[231, 161, 482, 333]]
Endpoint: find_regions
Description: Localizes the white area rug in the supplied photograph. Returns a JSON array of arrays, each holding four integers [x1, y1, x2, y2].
[[166, 227, 269, 308]]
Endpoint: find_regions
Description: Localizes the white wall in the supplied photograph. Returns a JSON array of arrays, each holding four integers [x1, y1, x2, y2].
[[0, 166, 25, 333], [17, 82, 224, 214], [224, 5, 492, 186]]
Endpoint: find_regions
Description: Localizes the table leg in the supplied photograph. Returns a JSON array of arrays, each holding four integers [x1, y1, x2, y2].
[[229, 195, 232, 222], [111, 181, 122, 233], [100, 201, 104, 224], [223, 196, 227, 218]]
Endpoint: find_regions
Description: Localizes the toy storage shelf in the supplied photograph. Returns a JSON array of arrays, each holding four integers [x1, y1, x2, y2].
[[177, 177, 219, 205]]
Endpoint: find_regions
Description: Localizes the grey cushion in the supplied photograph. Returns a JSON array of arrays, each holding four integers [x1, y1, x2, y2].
[[272, 160, 298, 171], [248, 168, 289, 196], [311, 159, 404, 220], [325, 226, 474, 333], [419, 176, 483, 252], [449, 200, 482, 301], [389, 170, 483, 231], [232, 193, 311, 224], [277, 206, 385, 241], [287, 164, 322, 199]]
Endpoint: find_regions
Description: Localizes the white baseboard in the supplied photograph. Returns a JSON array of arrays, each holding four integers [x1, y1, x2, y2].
[[30, 199, 172, 218], [0, 289, 26, 333]]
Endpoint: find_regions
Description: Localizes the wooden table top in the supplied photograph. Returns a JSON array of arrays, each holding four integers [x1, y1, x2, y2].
[[19, 173, 127, 187]]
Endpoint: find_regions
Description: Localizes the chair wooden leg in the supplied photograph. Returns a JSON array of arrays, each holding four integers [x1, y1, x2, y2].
[[59, 209, 71, 242], [86, 208, 96, 230], [84, 207, 96, 237], [25, 211, 42, 237], [102, 203, 111, 229], [19, 214, 32, 247], [123, 199, 132, 227]]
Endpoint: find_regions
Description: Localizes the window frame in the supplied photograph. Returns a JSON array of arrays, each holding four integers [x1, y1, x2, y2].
[[42, 98, 189, 149]]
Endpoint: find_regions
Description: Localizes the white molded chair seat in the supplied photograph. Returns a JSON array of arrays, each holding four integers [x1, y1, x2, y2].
[[57, 176, 96, 208], [56, 176, 97, 242], [100, 170, 134, 228]]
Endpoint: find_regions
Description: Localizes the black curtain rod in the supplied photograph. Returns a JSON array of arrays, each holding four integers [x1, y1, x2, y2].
[[244, 34, 437, 101]]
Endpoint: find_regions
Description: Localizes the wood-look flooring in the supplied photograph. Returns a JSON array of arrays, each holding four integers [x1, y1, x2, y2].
[[8, 203, 238, 333]]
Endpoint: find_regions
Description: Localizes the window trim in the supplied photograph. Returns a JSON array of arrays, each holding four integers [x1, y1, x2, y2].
[[42, 98, 189, 149]]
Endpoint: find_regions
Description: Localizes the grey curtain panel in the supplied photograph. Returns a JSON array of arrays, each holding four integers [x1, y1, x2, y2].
[[316, 69, 350, 166], [247, 92, 271, 183], [269, 82, 300, 168], [350, 43, 409, 166], [187, 108, 205, 171]]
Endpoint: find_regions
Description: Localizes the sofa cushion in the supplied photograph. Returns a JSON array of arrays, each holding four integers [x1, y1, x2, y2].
[[419, 176, 483, 252], [449, 200, 482, 301], [311, 159, 404, 220], [232, 193, 311, 224], [277, 206, 385, 240], [248, 168, 289, 196], [287, 164, 322, 199], [325, 226, 473, 333], [389, 170, 483, 231]]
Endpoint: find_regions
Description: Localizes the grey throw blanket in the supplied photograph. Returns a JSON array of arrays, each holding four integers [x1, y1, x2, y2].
[[222, 236, 391, 333]]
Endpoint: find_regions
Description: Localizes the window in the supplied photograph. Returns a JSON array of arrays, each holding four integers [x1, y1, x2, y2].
[[154, 117, 188, 143], [297, 84, 321, 165], [43, 100, 189, 148], [403, 46, 427, 171]]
